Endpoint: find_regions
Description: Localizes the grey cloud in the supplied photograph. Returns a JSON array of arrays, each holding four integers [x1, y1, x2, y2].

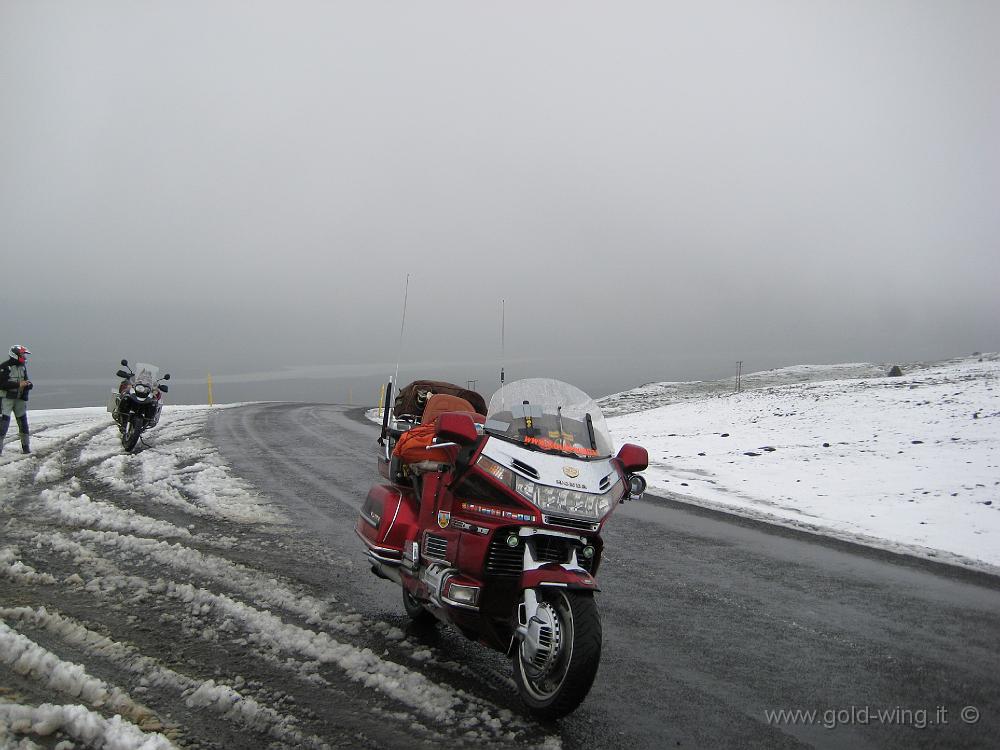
[[2, 1, 998, 408]]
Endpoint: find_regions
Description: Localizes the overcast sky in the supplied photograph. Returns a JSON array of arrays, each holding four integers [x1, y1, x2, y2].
[[3, 1, 998, 407]]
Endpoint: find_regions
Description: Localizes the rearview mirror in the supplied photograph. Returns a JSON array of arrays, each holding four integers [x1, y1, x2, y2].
[[616, 443, 648, 473], [116, 369, 130, 379], [158, 384, 169, 393], [121, 359, 128, 367], [436, 412, 479, 446]]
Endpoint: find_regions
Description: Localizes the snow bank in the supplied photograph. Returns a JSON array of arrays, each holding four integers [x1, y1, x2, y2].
[[608, 354, 1000, 570], [71, 530, 348, 629], [7, 523, 531, 742], [0, 549, 56, 586], [0, 606, 320, 748], [37, 491, 191, 540], [0, 620, 156, 726], [0, 703, 175, 750]]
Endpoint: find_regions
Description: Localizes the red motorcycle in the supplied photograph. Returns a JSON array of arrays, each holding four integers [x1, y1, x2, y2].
[[356, 378, 647, 718]]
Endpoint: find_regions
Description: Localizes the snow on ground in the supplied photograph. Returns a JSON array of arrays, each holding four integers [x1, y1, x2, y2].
[[1, 405, 555, 749], [0, 702, 176, 750], [4, 354, 996, 746], [607, 354, 1000, 572]]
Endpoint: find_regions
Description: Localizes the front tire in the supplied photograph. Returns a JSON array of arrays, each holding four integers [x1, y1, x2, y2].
[[513, 590, 602, 720], [123, 415, 142, 452]]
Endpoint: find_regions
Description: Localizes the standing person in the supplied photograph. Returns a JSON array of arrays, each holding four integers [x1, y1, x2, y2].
[[0, 345, 32, 455]]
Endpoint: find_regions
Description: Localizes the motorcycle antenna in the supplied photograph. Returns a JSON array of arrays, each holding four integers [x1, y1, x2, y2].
[[380, 274, 410, 447], [392, 273, 411, 393], [500, 298, 505, 387], [500, 298, 506, 412]]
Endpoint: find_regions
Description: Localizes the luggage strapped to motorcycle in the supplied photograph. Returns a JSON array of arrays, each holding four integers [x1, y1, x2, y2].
[[392, 379, 486, 421]]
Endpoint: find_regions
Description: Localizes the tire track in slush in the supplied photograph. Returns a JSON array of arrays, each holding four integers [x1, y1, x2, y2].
[[211, 404, 367, 523], [1, 408, 503, 748]]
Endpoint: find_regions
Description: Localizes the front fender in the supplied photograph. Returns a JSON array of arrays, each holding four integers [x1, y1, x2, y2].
[[520, 564, 600, 592]]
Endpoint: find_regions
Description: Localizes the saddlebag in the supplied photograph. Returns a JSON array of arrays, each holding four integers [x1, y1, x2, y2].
[[356, 484, 419, 563]]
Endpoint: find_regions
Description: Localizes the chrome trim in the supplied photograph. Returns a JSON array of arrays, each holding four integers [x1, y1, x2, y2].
[[366, 549, 403, 566], [423, 533, 449, 561], [383, 491, 403, 538], [354, 528, 402, 563], [542, 514, 600, 532], [441, 594, 480, 611], [518, 527, 586, 543], [420, 562, 454, 608]]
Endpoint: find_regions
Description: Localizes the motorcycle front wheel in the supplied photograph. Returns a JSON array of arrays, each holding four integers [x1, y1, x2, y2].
[[123, 415, 142, 452], [513, 589, 602, 720]]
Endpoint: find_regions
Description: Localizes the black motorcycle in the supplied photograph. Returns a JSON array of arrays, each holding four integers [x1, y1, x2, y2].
[[110, 359, 170, 452]]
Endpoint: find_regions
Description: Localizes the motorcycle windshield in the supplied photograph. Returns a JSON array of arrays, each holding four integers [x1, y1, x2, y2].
[[485, 378, 614, 459], [132, 363, 161, 387]]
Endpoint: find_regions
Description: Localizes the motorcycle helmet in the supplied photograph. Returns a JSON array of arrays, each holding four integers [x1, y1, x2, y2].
[[9, 345, 30, 364]]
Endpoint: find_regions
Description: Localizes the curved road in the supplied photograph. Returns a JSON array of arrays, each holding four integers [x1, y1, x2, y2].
[[211, 403, 1000, 749]]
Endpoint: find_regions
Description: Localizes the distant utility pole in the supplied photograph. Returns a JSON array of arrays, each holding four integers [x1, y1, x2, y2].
[[466, 379, 478, 392], [736, 361, 743, 393]]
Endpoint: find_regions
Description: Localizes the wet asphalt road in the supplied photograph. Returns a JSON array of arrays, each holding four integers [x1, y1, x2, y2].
[[210, 402, 1000, 750]]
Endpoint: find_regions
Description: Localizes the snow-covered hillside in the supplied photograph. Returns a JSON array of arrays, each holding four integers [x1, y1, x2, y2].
[[607, 354, 1000, 572], [598, 356, 987, 417]]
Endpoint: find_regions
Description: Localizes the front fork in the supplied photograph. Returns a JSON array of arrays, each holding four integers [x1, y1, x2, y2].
[[112, 395, 125, 431], [515, 589, 554, 667], [516, 589, 542, 641], [511, 528, 597, 661]]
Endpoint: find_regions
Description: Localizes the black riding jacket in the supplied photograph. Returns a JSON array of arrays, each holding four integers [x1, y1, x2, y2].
[[0, 358, 30, 401]]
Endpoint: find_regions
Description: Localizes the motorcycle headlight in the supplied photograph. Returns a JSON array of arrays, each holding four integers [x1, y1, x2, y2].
[[513, 473, 535, 501], [476, 456, 624, 520], [531, 483, 616, 519], [516, 474, 624, 520]]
